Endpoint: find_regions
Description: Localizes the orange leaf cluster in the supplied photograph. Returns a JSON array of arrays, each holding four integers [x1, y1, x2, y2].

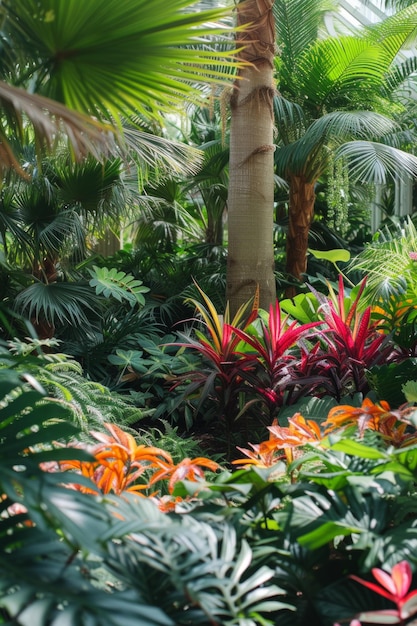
[[324, 398, 417, 446], [60, 423, 220, 508], [234, 398, 417, 472], [234, 413, 323, 467]]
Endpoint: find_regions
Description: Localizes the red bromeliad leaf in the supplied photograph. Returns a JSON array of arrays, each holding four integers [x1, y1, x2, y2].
[[350, 574, 399, 603], [351, 561, 417, 621], [378, 561, 412, 600], [401, 590, 417, 618], [234, 303, 320, 367]]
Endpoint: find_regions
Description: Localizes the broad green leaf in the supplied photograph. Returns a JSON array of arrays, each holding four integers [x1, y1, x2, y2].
[[393, 446, 417, 473], [330, 439, 388, 460], [298, 520, 360, 549], [308, 248, 351, 263], [280, 292, 319, 324], [402, 380, 417, 403]]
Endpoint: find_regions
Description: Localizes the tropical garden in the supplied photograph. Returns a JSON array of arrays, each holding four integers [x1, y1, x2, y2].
[[4, 0, 417, 624]]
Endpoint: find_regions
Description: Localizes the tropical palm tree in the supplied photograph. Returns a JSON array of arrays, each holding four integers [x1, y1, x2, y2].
[[2, 155, 134, 339], [273, 0, 417, 292]]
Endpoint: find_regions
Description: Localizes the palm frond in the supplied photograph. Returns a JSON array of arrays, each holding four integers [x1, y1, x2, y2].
[[364, 3, 417, 53], [14, 282, 101, 326], [52, 157, 123, 213], [0, 82, 117, 164], [275, 112, 397, 180], [274, 0, 336, 90], [336, 140, 417, 183], [2, 0, 240, 122], [273, 95, 307, 144], [295, 36, 391, 109], [307, 110, 397, 144], [349, 216, 417, 301], [383, 55, 417, 97], [123, 124, 203, 177]]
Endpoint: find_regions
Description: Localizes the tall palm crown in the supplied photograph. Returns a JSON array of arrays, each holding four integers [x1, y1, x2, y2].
[[273, 0, 417, 288]]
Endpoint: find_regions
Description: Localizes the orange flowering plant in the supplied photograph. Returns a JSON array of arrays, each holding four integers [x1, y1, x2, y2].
[[323, 398, 417, 447], [60, 422, 220, 505], [233, 413, 324, 474]]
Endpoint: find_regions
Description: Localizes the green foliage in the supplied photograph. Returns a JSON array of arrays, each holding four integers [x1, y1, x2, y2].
[[0, 367, 294, 626], [1, 339, 147, 429], [3, 333, 417, 625], [88, 266, 150, 307], [349, 217, 417, 309], [367, 359, 417, 406]]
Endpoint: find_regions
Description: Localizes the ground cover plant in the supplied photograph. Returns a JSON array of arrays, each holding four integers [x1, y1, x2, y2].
[[3, 349, 417, 625]]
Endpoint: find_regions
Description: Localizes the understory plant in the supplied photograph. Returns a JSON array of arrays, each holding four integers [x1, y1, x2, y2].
[[0, 362, 294, 626], [168, 278, 401, 456], [3, 356, 417, 625]]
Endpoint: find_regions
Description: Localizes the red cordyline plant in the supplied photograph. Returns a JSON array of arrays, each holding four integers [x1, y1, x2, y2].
[[308, 276, 391, 399], [232, 301, 322, 421], [334, 560, 417, 625], [170, 284, 259, 439]]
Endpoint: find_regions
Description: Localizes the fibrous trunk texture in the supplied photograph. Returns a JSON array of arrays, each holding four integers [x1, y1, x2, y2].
[[226, 0, 276, 315], [285, 174, 315, 297]]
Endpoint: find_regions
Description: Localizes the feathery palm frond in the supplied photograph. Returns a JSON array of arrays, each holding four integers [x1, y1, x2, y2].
[[364, 3, 417, 52], [349, 217, 417, 302], [274, 0, 337, 90], [273, 95, 306, 144], [295, 36, 392, 109]]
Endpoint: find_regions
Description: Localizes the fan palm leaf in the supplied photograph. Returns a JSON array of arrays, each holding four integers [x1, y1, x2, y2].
[[12, 187, 86, 265], [2, 0, 239, 121], [14, 282, 100, 326], [276, 111, 398, 180], [336, 140, 417, 183], [51, 157, 125, 227], [123, 126, 203, 177]]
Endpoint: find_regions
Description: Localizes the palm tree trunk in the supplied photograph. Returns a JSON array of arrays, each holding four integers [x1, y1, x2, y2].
[[285, 174, 315, 296], [226, 0, 277, 315]]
